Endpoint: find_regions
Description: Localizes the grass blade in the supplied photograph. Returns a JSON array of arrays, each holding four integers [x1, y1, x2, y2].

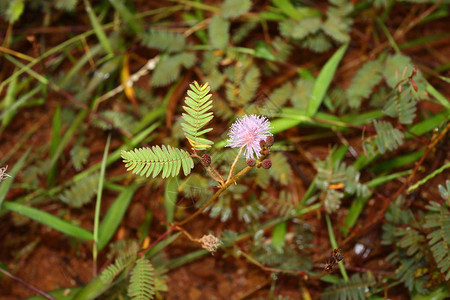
[[307, 43, 348, 117], [93, 134, 111, 262], [98, 184, 139, 251], [47, 105, 61, 187], [109, 0, 143, 33], [83, 0, 114, 57], [0, 150, 30, 208], [164, 177, 178, 224], [325, 214, 348, 281], [3, 202, 93, 240], [48, 109, 88, 172]]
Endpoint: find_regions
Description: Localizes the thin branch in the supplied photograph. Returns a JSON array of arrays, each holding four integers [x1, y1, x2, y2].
[[0, 268, 56, 300]]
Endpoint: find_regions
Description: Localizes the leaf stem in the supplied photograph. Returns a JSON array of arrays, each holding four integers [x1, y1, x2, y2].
[[226, 146, 245, 184]]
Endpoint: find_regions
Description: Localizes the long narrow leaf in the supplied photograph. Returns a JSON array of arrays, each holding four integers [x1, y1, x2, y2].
[[48, 109, 88, 172], [93, 135, 111, 260], [98, 184, 139, 251], [0, 150, 30, 208], [307, 43, 348, 116], [83, 0, 114, 56], [3, 202, 93, 240]]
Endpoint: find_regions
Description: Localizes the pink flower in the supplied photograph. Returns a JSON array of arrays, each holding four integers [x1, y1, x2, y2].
[[226, 115, 273, 159]]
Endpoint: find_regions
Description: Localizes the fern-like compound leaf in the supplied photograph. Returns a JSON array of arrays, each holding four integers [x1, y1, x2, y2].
[[208, 15, 230, 49], [128, 257, 156, 300], [371, 120, 404, 154], [141, 29, 186, 53], [424, 200, 450, 280], [321, 272, 376, 300], [220, 0, 251, 19], [346, 60, 383, 108], [59, 173, 99, 208], [181, 81, 214, 151], [383, 91, 417, 124], [121, 146, 194, 178]]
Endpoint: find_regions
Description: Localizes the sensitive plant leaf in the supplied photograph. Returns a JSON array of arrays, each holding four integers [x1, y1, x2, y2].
[[383, 91, 417, 124], [323, 189, 344, 214], [200, 51, 222, 74], [208, 15, 230, 49], [383, 54, 412, 88], [301, 33, 333, 53], [424, 201, 450, 280], [70, 142, 90, 171], [232, 21, 258, 44], [291, 79, 314, 111], [373, 120, 404, 154], [59, 173, 99, 208], [181, 81, 214, 151], [346, 60, 383, 108], [279, 17, 321, 40], [438, 180, 449, 205], [321, 272, 376, 300], [91, 110, 138, 132], [128, 257, 156, 300], [121, 146, 194, 178], [271, 37, 293, 62], [142, 29, 186, 53], [152, 53, 196, 87], [221, 0, 251, 19], [100, 250, 136, 284], [322, 16, 350, 43], [268, 153, 293, 185]]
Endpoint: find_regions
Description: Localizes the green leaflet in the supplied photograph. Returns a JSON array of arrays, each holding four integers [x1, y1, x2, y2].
[[208, 15, 230, 49], [181, 81, 214, 151], [128, 257, 156, 300], [142, 29, 186, 53], [363, 120, 404, 156], [424, 183, 450, 280], [321, 272, 376, 300], [347, 60, 383, 109], [121, 146, 194, 178], [220, 0, 251, 19]]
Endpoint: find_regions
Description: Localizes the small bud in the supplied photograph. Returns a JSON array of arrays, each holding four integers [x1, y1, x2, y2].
[[265, 136, 274, 147], [259, 139, 266, 148], [246, 159, 256, 167], [409, 78, 418, 92], [260, 148, 270, 156], [397, 85, 403, 93], [198, 234, 221, 253], [201, 154, 211, 167], [261, 159, 272, 169]]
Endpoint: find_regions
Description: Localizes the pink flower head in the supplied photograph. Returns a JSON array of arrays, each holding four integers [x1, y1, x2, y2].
[[226, 115, 273, 159]]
